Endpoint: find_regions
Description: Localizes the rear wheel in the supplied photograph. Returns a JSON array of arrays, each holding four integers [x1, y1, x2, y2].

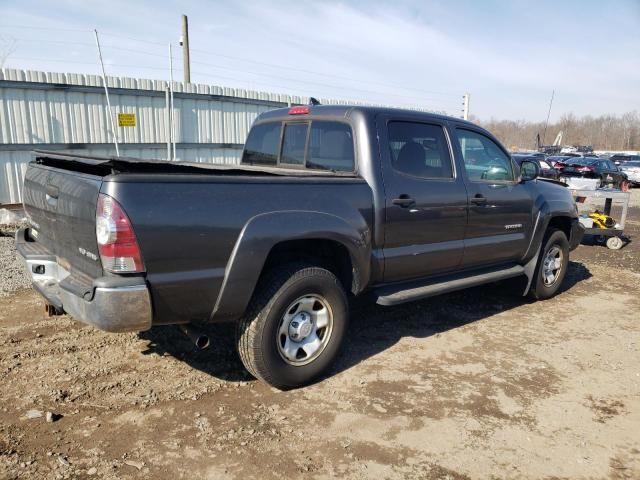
[[529, 228, 570, 300], [236, 264, 349, 389]]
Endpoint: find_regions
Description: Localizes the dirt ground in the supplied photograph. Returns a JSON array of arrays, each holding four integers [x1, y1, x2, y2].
[[1, 194, 639, 480]]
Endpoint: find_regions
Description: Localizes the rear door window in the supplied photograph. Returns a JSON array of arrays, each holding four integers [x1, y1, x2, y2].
[[242, 122, 282, 166], [281, 123, 308, 166], [387, 122, 453, 178], [307, 122, 355, 171]]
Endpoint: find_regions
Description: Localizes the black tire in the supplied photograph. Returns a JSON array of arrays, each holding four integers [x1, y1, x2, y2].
[[236, 264, 349, 390], [529, 228, 570, 300]]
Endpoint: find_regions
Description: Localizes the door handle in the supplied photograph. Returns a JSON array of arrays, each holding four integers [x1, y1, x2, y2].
[[45, 184, 59, 207], [45, 184, 59, 199], [470, 194, 487, 205], [392, 195, 415, 208]]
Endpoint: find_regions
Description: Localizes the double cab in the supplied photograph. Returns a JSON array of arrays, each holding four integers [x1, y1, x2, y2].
[[17, 105, 583, 389]]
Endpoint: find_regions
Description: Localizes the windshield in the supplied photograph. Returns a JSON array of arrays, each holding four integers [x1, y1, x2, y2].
[[570, 158, 597, 166]]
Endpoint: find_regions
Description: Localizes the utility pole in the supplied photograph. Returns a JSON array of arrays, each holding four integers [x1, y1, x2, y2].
[[462, 93, 470, 120], [180, 14, 191, 84], [542, 90, 555, 146]]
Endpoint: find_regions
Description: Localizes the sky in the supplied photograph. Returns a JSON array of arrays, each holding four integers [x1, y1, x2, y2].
[[0, 0, 638, 121]]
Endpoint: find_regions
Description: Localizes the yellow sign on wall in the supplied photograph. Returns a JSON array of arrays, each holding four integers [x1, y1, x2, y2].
[[118, 113, 136, 127]]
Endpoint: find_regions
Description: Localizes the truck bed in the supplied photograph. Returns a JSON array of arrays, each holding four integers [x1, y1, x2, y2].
[[33, 150, 357, 177], [22, 151, 373, 327]]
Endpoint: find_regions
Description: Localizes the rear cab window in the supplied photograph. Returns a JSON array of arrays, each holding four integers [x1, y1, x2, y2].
[[281, 124, 308, 166], [242, 123, 282, 166], [242, 120, 355, 172]]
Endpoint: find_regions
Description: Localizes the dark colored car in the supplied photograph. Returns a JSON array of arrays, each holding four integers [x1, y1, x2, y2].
[[547, 155, 573, 167], [512, 154, 559, 180], [554, 157, 594, 173], [559, 157, 629, 189], [16, 105, 584, 389]]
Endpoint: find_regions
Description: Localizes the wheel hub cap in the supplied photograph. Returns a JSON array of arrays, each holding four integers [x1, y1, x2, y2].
[[288, 313, 313, 341], [542, 246, 563, 286], [276, 295, 334, 366]]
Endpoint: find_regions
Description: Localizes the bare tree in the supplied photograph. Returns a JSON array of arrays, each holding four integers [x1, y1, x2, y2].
[[0, 35, 17, 68], [475, 111, 640, 151]]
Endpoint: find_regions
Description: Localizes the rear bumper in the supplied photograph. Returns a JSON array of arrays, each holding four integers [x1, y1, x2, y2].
[[15, 227, 152, 333], [569, 218, 585, 250]]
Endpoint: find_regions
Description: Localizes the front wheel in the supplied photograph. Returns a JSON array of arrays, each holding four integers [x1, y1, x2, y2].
[[236, 264, 349, 390], [529, 228, 570, 300]]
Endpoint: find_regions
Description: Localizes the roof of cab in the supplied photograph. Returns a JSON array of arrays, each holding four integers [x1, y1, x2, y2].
[[256, 104, 478, 128]]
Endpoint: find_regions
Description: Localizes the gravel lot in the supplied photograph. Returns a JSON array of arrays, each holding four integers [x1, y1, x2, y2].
[[1, 191, 639, 479], [0, 231, 31, 297]]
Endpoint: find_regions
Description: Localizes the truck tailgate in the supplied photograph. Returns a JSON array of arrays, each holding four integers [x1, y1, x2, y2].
[[23, 164, 103, 280]]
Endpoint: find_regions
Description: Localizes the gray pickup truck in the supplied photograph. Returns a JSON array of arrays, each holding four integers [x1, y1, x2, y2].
[[16, 105, 583, 389]]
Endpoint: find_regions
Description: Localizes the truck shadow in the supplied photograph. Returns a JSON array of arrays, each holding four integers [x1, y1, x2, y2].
[[137, 261, 592, 385]]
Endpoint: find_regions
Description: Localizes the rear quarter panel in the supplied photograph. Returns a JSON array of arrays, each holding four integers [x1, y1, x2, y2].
[[101, 175, 373, 324]]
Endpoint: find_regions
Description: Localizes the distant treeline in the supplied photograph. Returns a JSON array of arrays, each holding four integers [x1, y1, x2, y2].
[[472, 111, 640, 152]]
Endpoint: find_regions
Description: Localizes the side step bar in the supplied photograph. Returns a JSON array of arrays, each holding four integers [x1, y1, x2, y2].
[[374, 264, 526, 306]]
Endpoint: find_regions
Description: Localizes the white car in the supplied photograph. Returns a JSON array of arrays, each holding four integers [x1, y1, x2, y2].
[[620, 160, 640, 185]]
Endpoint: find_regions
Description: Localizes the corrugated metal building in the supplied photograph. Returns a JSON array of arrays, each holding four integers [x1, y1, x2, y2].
[[0, 68, 419, 204]]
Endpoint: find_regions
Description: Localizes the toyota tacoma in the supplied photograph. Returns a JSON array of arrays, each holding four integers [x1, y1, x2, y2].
[[16, 105, 584, 389]]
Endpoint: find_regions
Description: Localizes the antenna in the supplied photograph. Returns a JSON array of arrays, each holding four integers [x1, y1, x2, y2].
[[169, 43, 176, 161], [94, 29, 120, 157]]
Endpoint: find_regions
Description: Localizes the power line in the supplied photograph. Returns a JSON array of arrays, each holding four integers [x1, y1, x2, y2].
[[3, 30, 460, 99], [0, 24, 91, 32], [187, 69, 455, 111], [9, 56, 182, 72], [188, 48, 456, 97], [8, 50, 459, 108], [4, 28, 460, 111], [7, 57, 456, 111], [187, 60, 457, 106]]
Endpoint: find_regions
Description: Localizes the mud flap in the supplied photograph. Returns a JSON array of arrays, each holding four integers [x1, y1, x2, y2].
[[522, 245, 541, 296]]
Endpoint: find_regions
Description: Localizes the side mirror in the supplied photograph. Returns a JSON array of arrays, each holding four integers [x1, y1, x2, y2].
[[520, 160, 539, 181]]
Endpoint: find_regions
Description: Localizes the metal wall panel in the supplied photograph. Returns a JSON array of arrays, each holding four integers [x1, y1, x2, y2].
[[0, 68, 426, 204], [0, 69, 291, 203]]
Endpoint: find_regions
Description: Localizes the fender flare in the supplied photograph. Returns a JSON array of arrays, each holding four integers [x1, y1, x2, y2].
[[211, 210, 371, 321], [520, 193, 577, 295]]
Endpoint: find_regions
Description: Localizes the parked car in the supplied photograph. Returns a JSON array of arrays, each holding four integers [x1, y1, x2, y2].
[[620, 160, 640, 186], [553, 157, 584, 173], [610, 154, 640, 165], [512, 154, 559, 180], [16, 105, 584, 389], [547, 155, 573, 167], [560, 157, 629, 189]]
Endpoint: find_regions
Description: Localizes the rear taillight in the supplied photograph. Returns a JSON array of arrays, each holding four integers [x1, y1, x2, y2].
[[96, 193, 145, 273]]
